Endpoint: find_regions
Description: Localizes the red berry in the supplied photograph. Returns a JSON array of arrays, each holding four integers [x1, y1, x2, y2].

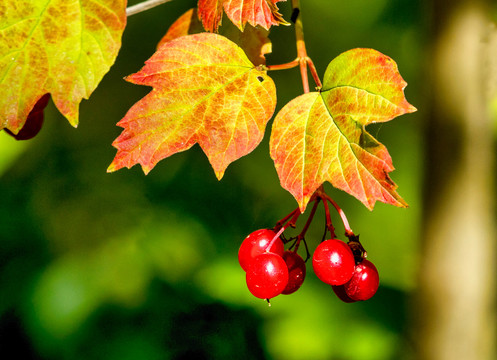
[[281, 251, 306, 295], [5, 94, 50, 140], [344, 260, 379, 301], [331, 285, 357, 303], [238, 229, 284, 272], [312, 239, 355, 286], [246, 252, 288, 299]]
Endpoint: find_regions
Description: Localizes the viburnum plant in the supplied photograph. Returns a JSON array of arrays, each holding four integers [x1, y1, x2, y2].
[[0, 0, 415, 303]]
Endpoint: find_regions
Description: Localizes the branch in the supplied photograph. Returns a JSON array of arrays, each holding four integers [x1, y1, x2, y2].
[[126, 0, 173, 17]]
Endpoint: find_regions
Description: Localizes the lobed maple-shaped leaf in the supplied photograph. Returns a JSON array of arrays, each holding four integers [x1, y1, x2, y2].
[[198, 0, 288, 33], [0, 0, 127, 134], [158, 8, 271, 66], [270, 48, 416, 211], [4, 93, 50, 140], [108, 33, 276, 179]]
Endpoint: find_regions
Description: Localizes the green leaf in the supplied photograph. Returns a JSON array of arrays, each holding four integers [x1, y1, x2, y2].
[[108, 33, 277, 179], [0, 0, 127, 133], [270, 48, 416, 211]]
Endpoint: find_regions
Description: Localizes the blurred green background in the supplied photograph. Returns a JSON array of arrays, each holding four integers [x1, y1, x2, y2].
[[0, 0, 493, 359]]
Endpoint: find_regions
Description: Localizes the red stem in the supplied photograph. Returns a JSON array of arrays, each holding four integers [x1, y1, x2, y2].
[[328, 196, 354, 236], [274, 206, 300, 231], [293, 198, 320, 252], [322, 197, 337, 238], [265, 59, 299, 71], [306, 57, 322, 89], [315, 187, 354, 237], [298, 198, 319, 238], [267, 209, 301, 251], [264, 0, 322, 91]]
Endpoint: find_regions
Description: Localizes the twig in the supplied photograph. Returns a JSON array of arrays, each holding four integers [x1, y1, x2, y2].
[[126, 0, 173, 17]]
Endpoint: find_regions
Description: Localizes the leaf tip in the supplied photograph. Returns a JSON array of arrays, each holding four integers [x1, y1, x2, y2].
[[407, 103, 417, 114], [362, 192, 409, 211], [68, 116, 79, 128], [214, 170, 225, 181], [107, 162, 118, 173], [297, 194, 313, 213], [141, 164, 153, 175]]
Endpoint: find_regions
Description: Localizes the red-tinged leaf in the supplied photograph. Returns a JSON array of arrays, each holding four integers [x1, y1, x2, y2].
[[157, 8, 205, 47], [0, 0, 127, 133], [198, 0, 224, 32], [198, 0, 288, 32], [108, 33, 276, 179], [223, 0, 289, 31], [321, 48, 417, 125], [4, 93, 50, 140], [270, 48, 416, 211], [158, 8, 271, 66]]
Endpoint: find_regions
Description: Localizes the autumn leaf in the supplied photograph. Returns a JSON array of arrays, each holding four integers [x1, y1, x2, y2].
[[108, 33, 276, 179], [198, 0, 224, 33], [0, 0, 127, 134], [270, 48, 416, 211], [158, 8, 271, 66], [198, 0, 288, 33], [4, 93, 50, 140], [157, 8, 205, 47]]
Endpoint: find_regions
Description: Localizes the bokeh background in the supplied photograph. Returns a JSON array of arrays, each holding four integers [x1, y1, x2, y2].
[[1, 0, 495, 359]]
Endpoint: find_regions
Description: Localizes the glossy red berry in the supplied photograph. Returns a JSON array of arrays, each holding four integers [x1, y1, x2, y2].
[[312, 239, 355, 286], [281, 251, 306, 295], [238, 229, 284, 272], [5, 94, 50, 140], [331, 285, 357, 303], [246, 252, 289, 299], [344, 260, 379, 301]]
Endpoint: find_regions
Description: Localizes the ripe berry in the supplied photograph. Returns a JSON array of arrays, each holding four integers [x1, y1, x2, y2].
[[246, 252, 289, 299], [281, 251, 306, 295], [331, 285, 357, 303], [5, 94, 50, 140], [238, 229, 284, 272], [312, 239, 355, 286], [344, 260, 379, 301]]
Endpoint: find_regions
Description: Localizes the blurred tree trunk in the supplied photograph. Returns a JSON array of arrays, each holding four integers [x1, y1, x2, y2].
[[415, 1, 497, 359]]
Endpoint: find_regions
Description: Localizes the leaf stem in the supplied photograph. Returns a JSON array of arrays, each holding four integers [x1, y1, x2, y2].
[[290, 0, 322, 92], [291, 0, 309, 92], [265, 59, 300, 71], [306, 57, 322, 90], [126, 0, 173, 17]]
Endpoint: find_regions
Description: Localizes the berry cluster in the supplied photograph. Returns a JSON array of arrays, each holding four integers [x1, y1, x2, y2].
[[238, 187, 379, 304], [239, 229, 306, 299]]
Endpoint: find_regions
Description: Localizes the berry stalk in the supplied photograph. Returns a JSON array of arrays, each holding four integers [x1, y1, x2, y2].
[[316, 187, 354, 237], [267, 208, 301, 252]]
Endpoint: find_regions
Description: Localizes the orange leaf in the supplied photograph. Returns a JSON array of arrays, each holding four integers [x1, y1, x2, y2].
[[158, 8, 271, 66], [108, 33, 276, 179], [198, 0, 225, 32], [0, 0, 127, 133], [157, 8, 205, 47], [270, 48, 416, 211], [198, 0, 288, 32], [224, 0, 289, 31]]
